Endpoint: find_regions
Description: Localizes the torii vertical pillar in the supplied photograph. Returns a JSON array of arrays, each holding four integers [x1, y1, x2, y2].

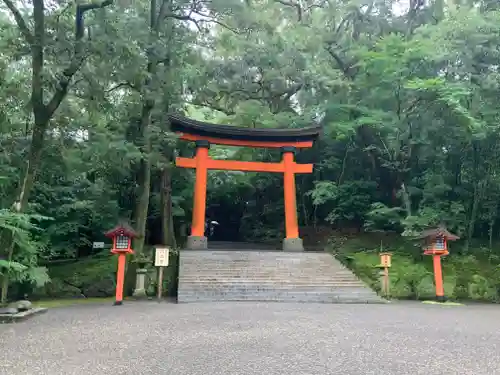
[[281, 146, 303, 251], [186, 140, 209, 250]]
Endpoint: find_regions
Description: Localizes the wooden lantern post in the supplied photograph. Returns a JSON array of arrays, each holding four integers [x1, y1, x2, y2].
[[378, 252, 392, 297], [105, 223, 137, 306], [418, 226, 459, 302]]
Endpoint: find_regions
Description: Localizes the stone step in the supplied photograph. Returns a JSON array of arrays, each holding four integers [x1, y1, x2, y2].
[[181, 266, 350, 271], [182, 268, 350, 273], [180, 273, 358, 278], [181, 262, 349, 267], [180, 281, 367, 286], [179, 279, 370, 285], [180, 276, 359, 282], [183, 268, 351, 271], [181, 260, 349, 266], [181, 277, 367, 284], [178, 287, 377, 294], [182, 258, 340, 263], [178, 291, 379, 303], [181, 253, 335, 260], [177, 250, 384, 304], [178, 291, 382, 304], [180, 269, 354, 273], [182, 274, 361, 283], [178, 289, 378, 299], [179, 288, 379, 294], [181, 267, 351, 272], [178, 290, 378, 297], [181, 264, 345, 269], [181, 256, 336, 259], [183, 272, 353, 277], [182, 275, 353, 280]]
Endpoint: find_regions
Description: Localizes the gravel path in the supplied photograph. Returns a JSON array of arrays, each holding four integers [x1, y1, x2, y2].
[[0, 301, 498, 375]]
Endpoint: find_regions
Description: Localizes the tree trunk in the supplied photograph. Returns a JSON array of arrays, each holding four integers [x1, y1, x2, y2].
[[299, 179, 309, 228], [126, 104, 152, 296], [464, 182, 480, 254], [131, 0, 168, 252], [0, 239, 14, 304], [132, 104, 153, 254], [400, 182, 412, 218], [161, 166, 176, 248], [0, 275, 8, 305], [464, 142, 482, 254], [14, 118, 47, 211], [127, 0, 174, 293], [489, 217, 495, 250]]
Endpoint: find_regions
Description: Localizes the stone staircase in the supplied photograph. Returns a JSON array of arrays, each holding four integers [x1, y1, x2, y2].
[[177, 249, 385, 303]]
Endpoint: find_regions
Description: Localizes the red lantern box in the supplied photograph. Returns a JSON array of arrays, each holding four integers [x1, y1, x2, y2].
[[417, 226, 459, 302], [105, 223, 137, 305]]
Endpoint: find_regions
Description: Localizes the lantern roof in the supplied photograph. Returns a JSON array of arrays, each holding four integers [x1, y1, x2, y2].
[[416, 226, 459, 241], [104, 222, 137, 238]]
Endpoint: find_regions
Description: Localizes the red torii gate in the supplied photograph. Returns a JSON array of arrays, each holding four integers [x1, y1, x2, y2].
[[169, 114, 321, 251]]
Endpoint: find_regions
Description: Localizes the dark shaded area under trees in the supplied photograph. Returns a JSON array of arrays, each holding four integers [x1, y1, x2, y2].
[[2, 0, 500, 302]]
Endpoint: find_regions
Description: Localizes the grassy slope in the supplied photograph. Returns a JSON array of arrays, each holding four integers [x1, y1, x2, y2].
[[330, 232, 500, 302]]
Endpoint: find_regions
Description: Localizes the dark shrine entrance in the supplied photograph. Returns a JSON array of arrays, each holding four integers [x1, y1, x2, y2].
[[205, 198, 245, 242], [169, 114, 321, 251]]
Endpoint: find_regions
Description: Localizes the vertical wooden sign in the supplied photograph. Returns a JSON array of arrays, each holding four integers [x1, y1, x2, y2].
[[379, 252, 392, 298], [155, 247, 170, 301]]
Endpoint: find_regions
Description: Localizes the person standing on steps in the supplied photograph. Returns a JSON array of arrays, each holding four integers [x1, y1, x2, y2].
[[205, 218, 219, 239]]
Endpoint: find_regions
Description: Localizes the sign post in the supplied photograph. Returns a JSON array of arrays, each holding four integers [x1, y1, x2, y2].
[[155, 247, 170, 302], [376, 252, 392, 298]]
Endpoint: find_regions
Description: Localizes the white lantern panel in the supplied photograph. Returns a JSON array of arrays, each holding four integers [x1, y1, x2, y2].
[[116, 235, 129, 249], [435, 236, 445, 250]]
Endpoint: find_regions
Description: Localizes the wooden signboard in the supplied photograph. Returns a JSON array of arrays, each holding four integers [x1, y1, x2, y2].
[[380, 252, 392, 268], [155, 247, 170, 267], [379, 252, 392, 298], [155, 247, 170, 301]]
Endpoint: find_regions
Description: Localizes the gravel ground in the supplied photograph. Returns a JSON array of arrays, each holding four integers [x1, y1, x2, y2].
[[0, 301, 499, 375]]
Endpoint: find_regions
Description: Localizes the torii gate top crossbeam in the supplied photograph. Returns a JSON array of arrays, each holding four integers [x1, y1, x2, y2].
[[168, 113, 321, 149]]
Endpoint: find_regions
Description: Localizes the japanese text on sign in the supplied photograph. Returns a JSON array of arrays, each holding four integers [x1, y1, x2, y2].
[[155, 247, 170, 267]]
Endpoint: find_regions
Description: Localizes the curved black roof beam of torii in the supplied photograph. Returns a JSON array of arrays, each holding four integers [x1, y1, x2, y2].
[[168, 113, 322, 143]]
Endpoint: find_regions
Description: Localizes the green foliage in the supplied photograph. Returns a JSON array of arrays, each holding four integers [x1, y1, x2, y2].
[[339, 235, 500, 302], [0, 209, 50, 286], [308, 181, 338, 206], [309, 181, 379, 229], [365, 203, 404, 232]]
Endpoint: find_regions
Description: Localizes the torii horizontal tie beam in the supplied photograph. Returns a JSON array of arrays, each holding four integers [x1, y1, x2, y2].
[[179, 134, 314, 149], [176, 156, 313, 174]]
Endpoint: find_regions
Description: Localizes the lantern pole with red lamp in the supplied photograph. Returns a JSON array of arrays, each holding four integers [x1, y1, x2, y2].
[[104, 223, 137, 306], [417, 226, 459, 302]]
